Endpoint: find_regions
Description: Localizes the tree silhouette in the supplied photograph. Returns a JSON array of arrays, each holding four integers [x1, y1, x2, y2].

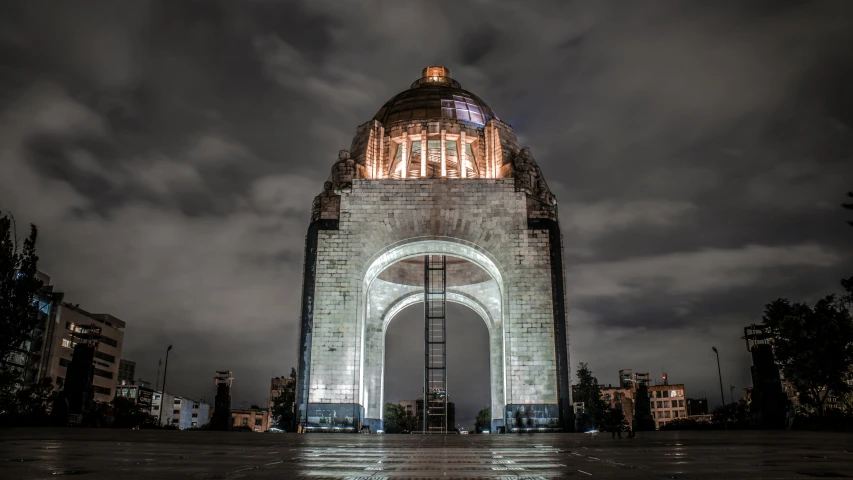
[[762, 292, 853, 417], [0, 213, 43, 364], [383, 402, 405, 433], [475, 406, 490, 432], [843, 191, 853, 227], [574, 363, 608, 428]]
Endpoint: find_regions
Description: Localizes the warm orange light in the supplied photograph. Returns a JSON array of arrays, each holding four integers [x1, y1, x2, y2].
[[422, 66, 450, 80]]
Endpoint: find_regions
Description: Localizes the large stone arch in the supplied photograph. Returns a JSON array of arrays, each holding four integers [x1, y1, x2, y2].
[[357, 239, 506, 430], [297, 179, 571, 433]]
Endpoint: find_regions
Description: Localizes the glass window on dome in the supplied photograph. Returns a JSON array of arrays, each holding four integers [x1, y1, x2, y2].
[[410, 141, 422, 158], [427, 140, 441, 163], [445, 141, 458, 158]]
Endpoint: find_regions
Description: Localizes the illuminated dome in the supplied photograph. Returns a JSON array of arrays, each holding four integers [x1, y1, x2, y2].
[[373, 66, 498, 126]]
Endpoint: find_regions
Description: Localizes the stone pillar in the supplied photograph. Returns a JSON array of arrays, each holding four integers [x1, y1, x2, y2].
[[440, 130, 447, 177], [400, 132, 408, 178], [420, 130, 427, 178], [460, 131, 467, 178]]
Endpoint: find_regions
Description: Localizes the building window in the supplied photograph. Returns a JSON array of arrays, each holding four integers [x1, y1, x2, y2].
[[192, 422, 197, 428], [59, 357, 71, 367], [663, 390, 670, 398], [174, 399, 182, 404], [193, 404, 199, 409], [242, 418, 248, 426], [655, 391, 661, 398], [61, 339, 73, 349], [37, 299, 51, 315], [651, 412, 655, 419], [663, 400, 669, 408], [152, 406, 159, 411], [173, 410, 180, 415], [255, 419, 262, 426], [192, 413, 198, 418], [679, 400, 684, 407], [94, 368, 113, 379], [94, 351, 115, 363], [673, 411, 679, 418], [93, 386, 111, 396], [656, 401, 662, 408], [665, 411, 671, 419], [658, 422, 663, 428]]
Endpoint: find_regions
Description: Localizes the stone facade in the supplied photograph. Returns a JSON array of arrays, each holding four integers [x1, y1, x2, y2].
[[297, 67, 570, 432]]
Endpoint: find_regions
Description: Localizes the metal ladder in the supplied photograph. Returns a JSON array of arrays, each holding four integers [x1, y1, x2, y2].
[[424, 255, 448, 433]]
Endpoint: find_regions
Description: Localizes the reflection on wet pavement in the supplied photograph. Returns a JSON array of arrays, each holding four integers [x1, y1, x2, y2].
[[1, 429, 851, 479]]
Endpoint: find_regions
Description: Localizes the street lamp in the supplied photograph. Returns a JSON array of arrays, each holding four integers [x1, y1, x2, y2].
[[712, 347, 725, 407], [158, 344, 173, 426]]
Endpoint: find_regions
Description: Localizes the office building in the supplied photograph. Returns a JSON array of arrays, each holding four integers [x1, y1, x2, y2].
[[114, 380, 155, 413], [38, 303, 125, 404], [117, 359, 136, 385]]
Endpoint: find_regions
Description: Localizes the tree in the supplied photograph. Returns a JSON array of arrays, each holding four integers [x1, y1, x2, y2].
[[603, 405, 628, 433], [762, 293, 853, 417], [574, 363, 608, 428], [383, 402, 405, 433], [400, 410, 419, 432], [1, 213, 53, 427], [711, 400, 751, 429], [0, 214, 43, 365], [843, 191, 853, 227], [841, 276, 853, 311], [110, 397, 157, 429], [475, 406, 491, 433], [271, 367, 297, 431], [0, 372, 56, 427]]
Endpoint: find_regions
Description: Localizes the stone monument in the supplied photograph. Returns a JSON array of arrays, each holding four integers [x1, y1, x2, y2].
[[297, 66, 571, 432]]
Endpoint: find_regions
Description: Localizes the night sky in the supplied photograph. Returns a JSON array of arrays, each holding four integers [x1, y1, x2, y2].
[[1, 1, 852, 428]]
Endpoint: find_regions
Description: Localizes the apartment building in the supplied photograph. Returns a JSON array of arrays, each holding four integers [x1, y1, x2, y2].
[[648, 384, 687, 429], [40, 304, 125, 403], [230, 407, 270, 432]]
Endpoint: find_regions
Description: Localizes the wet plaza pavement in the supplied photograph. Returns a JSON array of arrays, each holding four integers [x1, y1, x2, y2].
[[1, 429, 852, 479]]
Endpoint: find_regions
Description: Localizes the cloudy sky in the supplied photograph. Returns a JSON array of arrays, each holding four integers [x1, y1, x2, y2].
[[1, 1, 851, 427]]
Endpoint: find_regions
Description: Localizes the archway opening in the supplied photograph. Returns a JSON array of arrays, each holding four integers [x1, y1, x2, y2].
[[359, 241, 507, 432], [384, 302, 490, 432]]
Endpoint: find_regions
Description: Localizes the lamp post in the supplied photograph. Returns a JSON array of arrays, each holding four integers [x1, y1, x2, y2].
[[712, 346, 725, 407], [158, 345, 173, 426]]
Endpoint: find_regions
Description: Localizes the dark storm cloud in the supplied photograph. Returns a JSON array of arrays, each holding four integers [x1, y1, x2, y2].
[[1, 0, 851, 416]]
